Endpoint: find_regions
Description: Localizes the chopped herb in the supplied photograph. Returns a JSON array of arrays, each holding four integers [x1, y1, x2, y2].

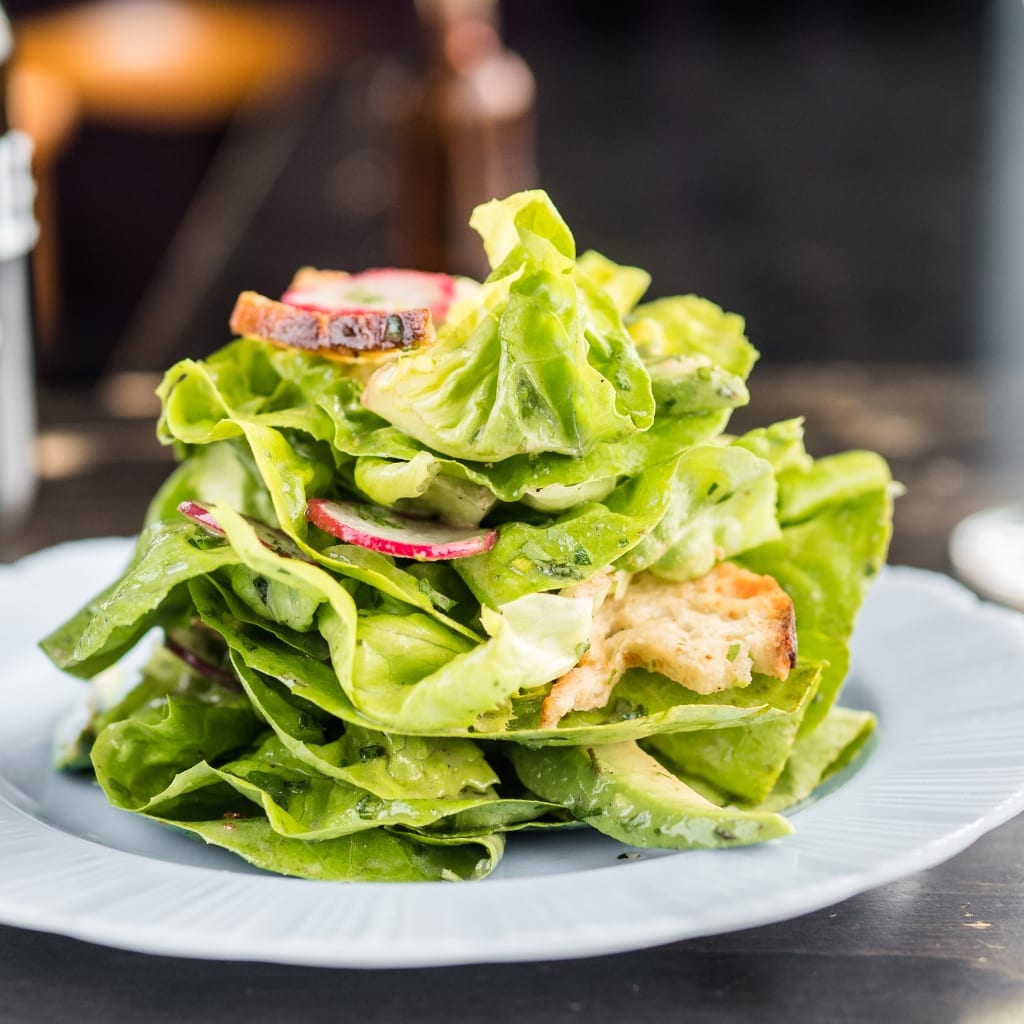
[[384, 315, 405, 342]]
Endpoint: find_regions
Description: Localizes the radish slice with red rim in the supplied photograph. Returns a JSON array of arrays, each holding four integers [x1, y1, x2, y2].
[[283, 268, 460, 324], [306, 498, 497, 561], [178, 500, 224, 536]]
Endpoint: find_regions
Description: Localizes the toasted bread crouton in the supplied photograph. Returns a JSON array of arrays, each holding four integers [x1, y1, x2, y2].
[[540, 563, 796, 728], [229, 290, 434, 356]]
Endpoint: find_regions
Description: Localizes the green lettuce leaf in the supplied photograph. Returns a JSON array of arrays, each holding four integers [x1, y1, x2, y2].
[[737, 449, 893, 732], [322, 591, 592, 733], [157, 336, 381, 455], [642, 662, 822, 804], [646, 354, 749, 418], [90, 696, 262, 812], [122, 735, 507, 839], [575, 249, 651, 315], [630, 293, 759, 378], [213, 627, 499, 801], [753, 706, 877, 812], [165, 816, 504, 881], [39, 521, 239, 678], [617, 443, 781, 580], [454, 457, 679, 606], [510, 739, 792, 849], [361, 191, 655, 461], [351, 409, 732, 517], [730, 417, 813, 476], [143, 438, 277, 529]]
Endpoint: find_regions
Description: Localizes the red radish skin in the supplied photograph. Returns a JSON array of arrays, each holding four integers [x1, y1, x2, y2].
[[307, 498, 497, 561], [283, 269, 459, 324], [165, 633, 241, 691], [178, 500, 224, 536]]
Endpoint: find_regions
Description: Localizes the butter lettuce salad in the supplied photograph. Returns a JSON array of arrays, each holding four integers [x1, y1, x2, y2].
[[42, 191, 894, 881]]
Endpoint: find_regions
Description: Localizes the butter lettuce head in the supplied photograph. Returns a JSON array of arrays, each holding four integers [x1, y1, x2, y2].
[[361, 191, 655, 461]]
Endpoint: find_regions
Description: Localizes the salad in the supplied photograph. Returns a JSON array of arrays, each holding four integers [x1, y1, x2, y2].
[[42, 190, 894, 882]]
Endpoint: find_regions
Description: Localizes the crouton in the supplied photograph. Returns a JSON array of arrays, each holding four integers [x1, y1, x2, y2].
[[540, 562, 796, 728], [228, 290, 434, 356]]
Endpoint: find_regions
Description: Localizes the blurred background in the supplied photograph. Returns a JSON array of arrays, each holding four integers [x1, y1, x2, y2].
[[4, 0, 989, 378], [0, 0, 1013, 571]]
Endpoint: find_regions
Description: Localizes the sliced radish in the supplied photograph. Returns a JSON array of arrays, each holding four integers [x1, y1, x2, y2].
[[177, 501, 307, 560], [165, 632, 241, 691], [179, 500, 224, 536], [306, 498, 497, 561], [283, 268, 463, 324]]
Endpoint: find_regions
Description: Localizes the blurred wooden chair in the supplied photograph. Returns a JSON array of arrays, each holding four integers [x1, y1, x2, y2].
[[9, 0, 342, 360]]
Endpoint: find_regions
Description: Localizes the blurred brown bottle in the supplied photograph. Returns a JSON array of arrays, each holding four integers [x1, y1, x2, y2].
[[391, 0, 536, 278]]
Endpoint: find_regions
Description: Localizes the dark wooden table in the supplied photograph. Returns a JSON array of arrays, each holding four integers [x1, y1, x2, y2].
[[1, 360, 1021, 1024]]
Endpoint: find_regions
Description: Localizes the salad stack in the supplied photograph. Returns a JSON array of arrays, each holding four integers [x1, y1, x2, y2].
[[42, 191, 893, 881]]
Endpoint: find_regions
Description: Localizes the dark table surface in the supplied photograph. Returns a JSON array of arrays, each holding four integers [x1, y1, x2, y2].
[[3, 3, 1024, 1018]]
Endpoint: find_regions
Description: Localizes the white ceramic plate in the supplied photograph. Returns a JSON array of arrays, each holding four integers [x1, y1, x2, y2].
[[2, 538, 1024, 968]]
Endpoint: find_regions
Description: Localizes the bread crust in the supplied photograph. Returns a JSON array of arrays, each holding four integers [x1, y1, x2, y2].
[[228, 290, 434, 355]]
